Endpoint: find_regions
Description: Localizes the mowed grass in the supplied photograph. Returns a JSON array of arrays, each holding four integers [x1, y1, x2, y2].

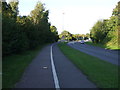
[[85, 41, 106, 48], [58, 43, 119, 88], [85, 41, 120, 50], [3, 44, 46, 88]]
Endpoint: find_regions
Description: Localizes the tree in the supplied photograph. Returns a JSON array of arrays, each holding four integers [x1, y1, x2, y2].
[[102, 2, 119, 48], [50, 26, 59, 42], [84, 33, 90, 40], [90, 1, 119, 49], [59, 30, 72, 41], [30, 1, 45, 24], [2, 1, 59, 56], [90, 20, 105, 43], [9, 0, 19, 19]]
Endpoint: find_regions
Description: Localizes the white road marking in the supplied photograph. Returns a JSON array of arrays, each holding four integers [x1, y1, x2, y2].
[[50, 45, 60, 89], [43, 66, 48, 69]]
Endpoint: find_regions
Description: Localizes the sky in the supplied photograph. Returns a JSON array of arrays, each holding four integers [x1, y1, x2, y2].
[[6, 0, 119, 34]]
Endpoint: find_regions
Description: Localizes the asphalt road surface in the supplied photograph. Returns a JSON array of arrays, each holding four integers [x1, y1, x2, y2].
[[15, 43, 96, 88], [68, 42, 119, 66]]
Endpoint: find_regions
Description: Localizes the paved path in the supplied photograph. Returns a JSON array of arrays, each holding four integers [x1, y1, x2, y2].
[[15, 45, 55, 88], [68, 42, 119, 66], [52, 44, 96, 88], [15, 43, 97, 88]]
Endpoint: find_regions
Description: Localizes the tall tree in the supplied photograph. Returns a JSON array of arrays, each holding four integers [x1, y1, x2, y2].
[[30, 1, 45, 24], [90, 1, 119, 48], [103, 2, 119, 48], [90, 20, 106, 43], [50, 26, 59, 42], [2, 1, 59, 56], [8, 0, 19, 18], [59, 30, 72, 41]]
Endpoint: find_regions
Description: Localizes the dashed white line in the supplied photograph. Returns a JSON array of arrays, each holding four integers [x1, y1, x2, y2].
[[50, 44, 60, 90]]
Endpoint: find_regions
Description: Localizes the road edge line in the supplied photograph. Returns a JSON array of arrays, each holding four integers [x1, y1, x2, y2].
[[50, 44, 60, 89]]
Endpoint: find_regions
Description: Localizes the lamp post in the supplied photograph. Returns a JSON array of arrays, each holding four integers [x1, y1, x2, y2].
[[62, 12, 65, 30]]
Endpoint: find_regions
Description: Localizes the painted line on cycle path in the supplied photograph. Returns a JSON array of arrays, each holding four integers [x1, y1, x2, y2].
[[50, 44, 60, 90]]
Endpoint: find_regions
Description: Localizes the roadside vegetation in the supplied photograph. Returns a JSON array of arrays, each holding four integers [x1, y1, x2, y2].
[[59, 30, 89, 41], [59, 2, 120, 50], [2, 1, 58, 88], [2, 1, 58, 57], [90, 2, 120, 50], [3, 44, 46, 88], [85, 41, 120, 50], [58, 43, 119, 88]]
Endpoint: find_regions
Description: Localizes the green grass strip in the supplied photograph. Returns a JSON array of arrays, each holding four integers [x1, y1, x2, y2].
[[58, 42, 119, 88], [85, 41, 106, 48], [85, 41, 120, 50], [3, 44, 46, 88]]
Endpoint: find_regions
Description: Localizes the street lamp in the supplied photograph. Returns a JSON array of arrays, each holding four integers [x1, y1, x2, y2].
[[62, 12, 65, 30]]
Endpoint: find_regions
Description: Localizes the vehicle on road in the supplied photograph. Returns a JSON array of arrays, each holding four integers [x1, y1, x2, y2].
[[80, 40, 84, 44]]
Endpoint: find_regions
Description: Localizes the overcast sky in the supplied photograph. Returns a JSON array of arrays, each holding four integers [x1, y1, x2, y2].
[[7, 0, 119, 34]]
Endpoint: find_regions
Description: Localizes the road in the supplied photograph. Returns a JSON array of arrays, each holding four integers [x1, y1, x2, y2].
[[68, 42, 119, 66], [15, 43, 96, 88]]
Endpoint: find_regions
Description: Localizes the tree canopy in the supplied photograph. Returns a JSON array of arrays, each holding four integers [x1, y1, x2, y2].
[[2, 1, 59, 56], [59, 30, 90, 41], [90, 1, 120, 48], [59, 30, 72, 41]]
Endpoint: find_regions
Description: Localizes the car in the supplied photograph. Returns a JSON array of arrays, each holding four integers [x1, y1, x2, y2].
[[80, 40, 84, 44]]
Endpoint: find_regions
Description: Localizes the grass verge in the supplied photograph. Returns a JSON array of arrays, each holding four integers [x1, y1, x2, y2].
[[58, 42, 119, 88], [85, 41, 120, 50], [3, 44, 46, 88], [85, 41, 106, 48]]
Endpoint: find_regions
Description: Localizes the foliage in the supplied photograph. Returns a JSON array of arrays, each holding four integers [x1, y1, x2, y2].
[[59, 30, 72, 41], [9, 0, 19, 19], [59, 30, 90, 41], [2, 1, 58, 56], [90, 2, 119, 49], [50, 26, 59, 42], [3, 44, 46, 88], [90, 20, 108, 43]]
